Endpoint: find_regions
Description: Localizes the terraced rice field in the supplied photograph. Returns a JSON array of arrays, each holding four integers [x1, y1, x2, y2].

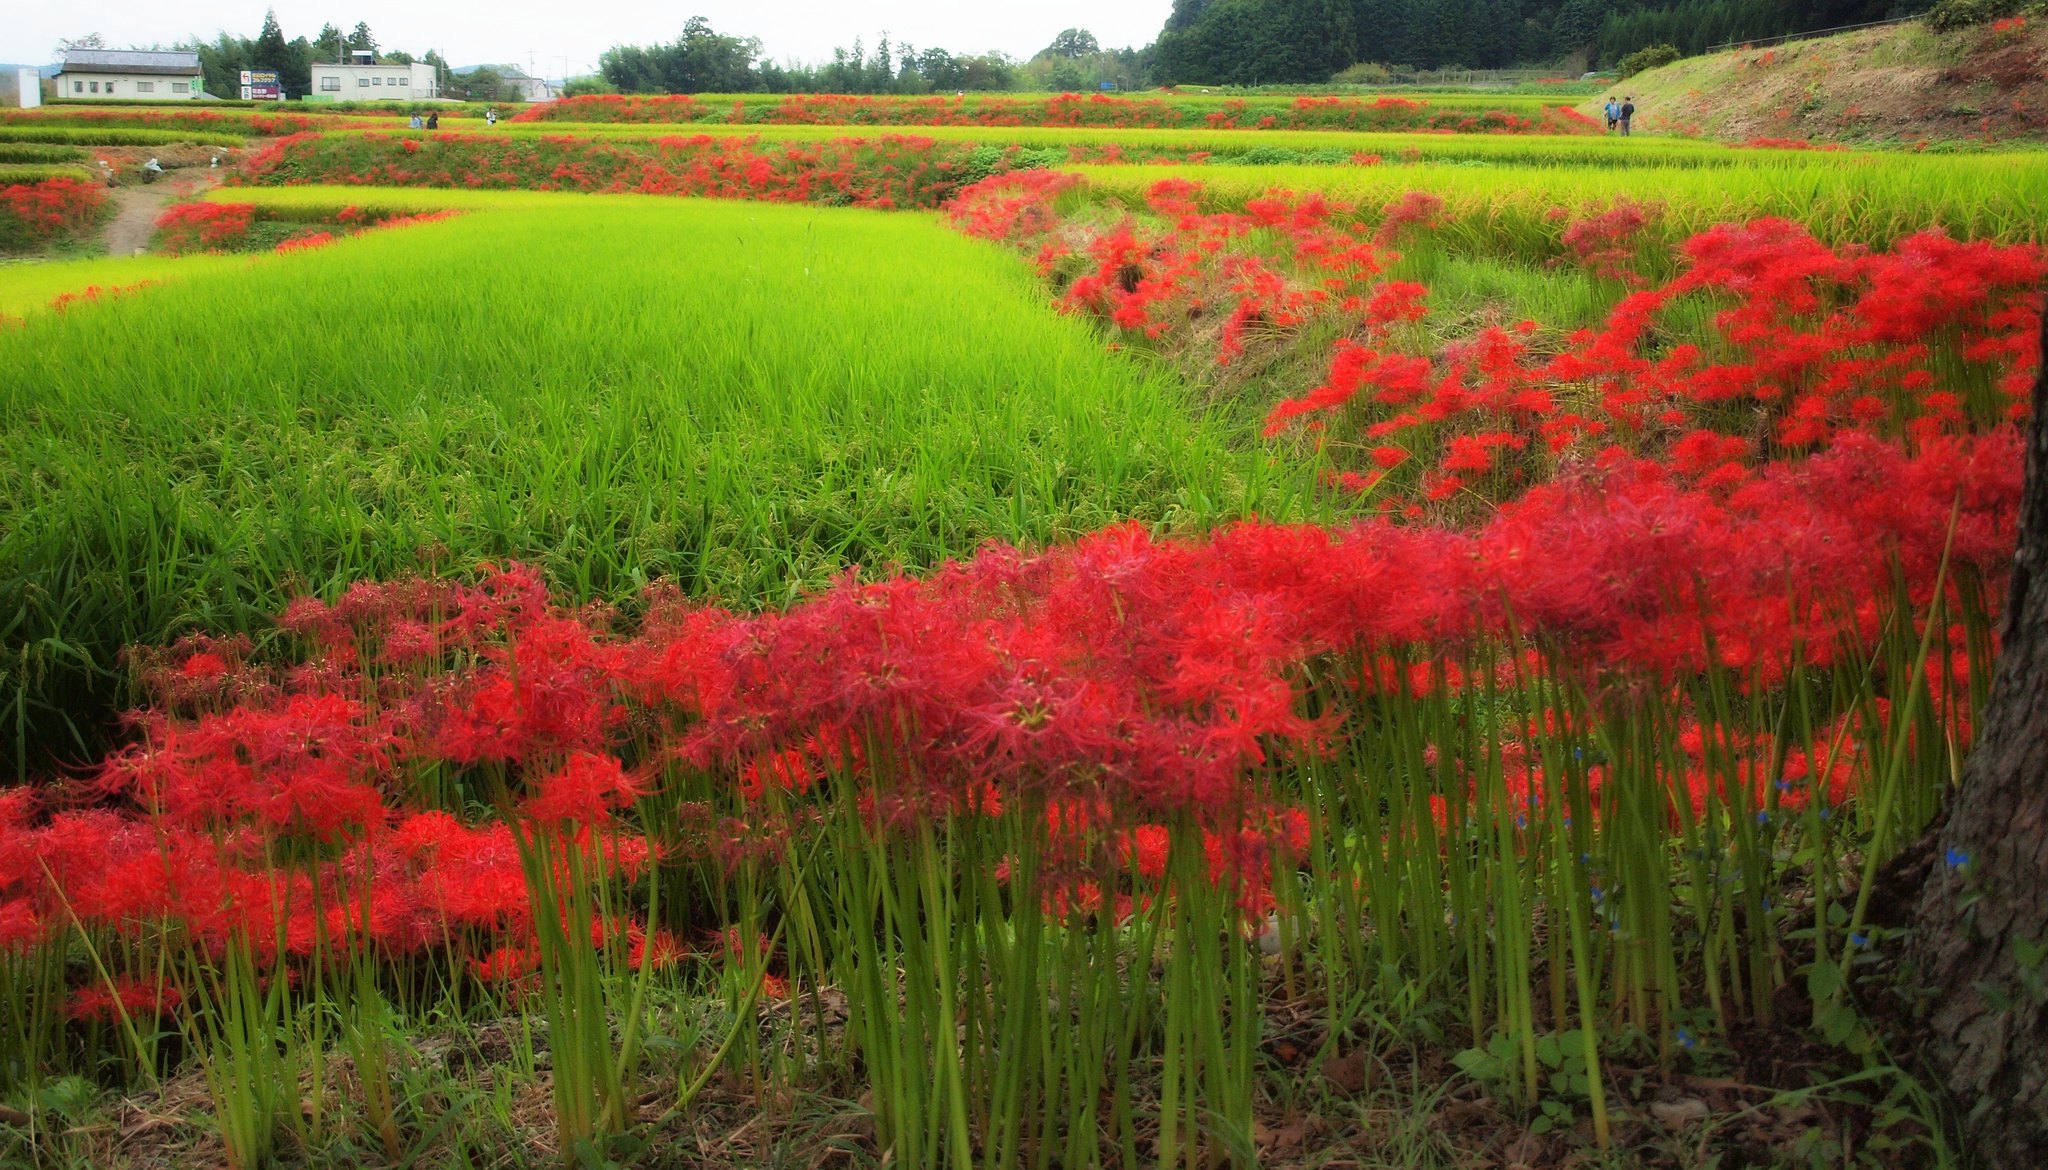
[[0, 94, 2040, 1170]]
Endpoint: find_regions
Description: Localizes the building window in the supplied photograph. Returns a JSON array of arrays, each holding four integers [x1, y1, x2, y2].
[[358, 77, 370, 87], [320, 76, 341, 91], [172, 81, 190, 93], [73, 81, 83, 93], [137, 81, 155, 93], [89, 81, 100, 93], [372, 76, 383, 85]]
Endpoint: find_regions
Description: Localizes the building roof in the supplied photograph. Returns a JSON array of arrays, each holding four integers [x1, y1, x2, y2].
[[60, 49, 202, 75], [57, 62, 204, 76]]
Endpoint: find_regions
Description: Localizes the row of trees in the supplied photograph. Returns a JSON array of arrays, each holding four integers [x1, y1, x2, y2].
[[592, 17, 1150, 96], [180, 13, 433, 101], [1152, 0, 1932, 83], [83, 9, 517, 102], [1593, 0, 1925, 61], [591, 0, 1935, 96]]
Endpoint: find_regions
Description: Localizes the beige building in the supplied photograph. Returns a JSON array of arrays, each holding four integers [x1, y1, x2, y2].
[[53, 49, 203, 100], [309, 56, 441, 101]]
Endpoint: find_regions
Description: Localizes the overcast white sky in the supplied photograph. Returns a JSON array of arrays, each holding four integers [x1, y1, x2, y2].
[[6, 2, 1176, 77]]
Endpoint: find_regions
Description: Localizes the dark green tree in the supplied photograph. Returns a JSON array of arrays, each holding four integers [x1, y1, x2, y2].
[[186, 31, 253, 101], [346, 22, 377, 56], [421, 49, 452, 93], [252, 9, 290, 74], [1047, 29, 1102, 58], [599, 16, 761, 94], [1552, 0, 1608, 54], [282, 35, 312, 96], [453, 65, 509, 102]]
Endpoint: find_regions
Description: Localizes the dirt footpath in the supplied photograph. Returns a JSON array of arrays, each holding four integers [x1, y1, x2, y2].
[[99, 170, 223, 256]]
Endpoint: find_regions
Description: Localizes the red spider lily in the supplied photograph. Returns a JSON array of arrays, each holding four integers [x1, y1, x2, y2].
[[67, 978, 181, 1023], [153, 202, 256, 254], [0, 177, 105, 246], [526, 752, 646, 826]]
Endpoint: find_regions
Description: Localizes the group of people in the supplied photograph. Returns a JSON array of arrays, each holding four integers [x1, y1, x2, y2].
[[407, 112, 443, 130], [1603, 95, 1637, 136]]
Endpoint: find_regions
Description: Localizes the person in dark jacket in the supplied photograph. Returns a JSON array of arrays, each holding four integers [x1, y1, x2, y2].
[[1620, 97, 1636, 136]]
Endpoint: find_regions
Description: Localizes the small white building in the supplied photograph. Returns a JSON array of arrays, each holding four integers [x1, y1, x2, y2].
[[309, 54, 440, 101], [53, 49, 203, 100], [497, 68, 555, 103]]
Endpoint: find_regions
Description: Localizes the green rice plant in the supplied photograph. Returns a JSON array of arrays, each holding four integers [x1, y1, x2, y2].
[[0, 127, 241, 147], [476, 121, 1748, 168], [0, 252, 268, 320], [0, 145, 86, 164], [1067, 155, 2048, 247], [0, 163, 97, 186], [0, 191, 1310, 779]]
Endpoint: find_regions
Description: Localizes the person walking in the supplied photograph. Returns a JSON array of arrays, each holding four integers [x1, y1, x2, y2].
[[1620, 96, 1635, 137], [1604, 96, 1620, 132]]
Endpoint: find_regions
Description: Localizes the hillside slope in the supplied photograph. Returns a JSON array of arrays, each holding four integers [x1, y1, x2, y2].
[[1579, 18, 2048, 144]]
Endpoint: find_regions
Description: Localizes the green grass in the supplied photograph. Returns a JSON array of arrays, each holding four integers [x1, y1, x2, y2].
[[0, 190, 1311, 770]]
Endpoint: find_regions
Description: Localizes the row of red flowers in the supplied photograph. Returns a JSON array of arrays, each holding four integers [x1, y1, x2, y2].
[[0, 415, 2014, 962], [152, 199, 462, 255], [948, 172, 2044, 521], [234, 131, 1048, 210]]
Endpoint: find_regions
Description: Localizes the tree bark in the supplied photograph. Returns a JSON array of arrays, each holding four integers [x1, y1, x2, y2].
[[1910, 308, 2048, 1164]]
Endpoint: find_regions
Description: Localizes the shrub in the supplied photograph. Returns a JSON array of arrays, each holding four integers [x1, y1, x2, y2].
[[1928, 0, 2030, 31], [1331, 61, 1394, 86], [1616, 44, 1682, 78]]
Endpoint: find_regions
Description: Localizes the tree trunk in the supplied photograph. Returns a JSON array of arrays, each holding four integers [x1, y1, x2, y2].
[[1910, 308, 2048, 1164]]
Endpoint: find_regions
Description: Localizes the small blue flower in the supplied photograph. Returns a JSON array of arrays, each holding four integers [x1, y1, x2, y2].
[[1676, 1027, 1695, 1050], [1756, 809, 1770, 825], [1945, 847, 1971, 870], [1849, 931, 1869, 948]]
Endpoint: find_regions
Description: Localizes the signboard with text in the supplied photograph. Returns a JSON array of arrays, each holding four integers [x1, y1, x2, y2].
[[239, 69, 281, 100]]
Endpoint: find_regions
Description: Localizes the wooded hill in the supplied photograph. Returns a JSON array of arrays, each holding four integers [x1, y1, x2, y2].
[[1153, 0, 1928, 83]]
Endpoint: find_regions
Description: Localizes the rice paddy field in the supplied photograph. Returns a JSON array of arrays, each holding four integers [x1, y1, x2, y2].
[[0, 94, 2042, 1170]]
